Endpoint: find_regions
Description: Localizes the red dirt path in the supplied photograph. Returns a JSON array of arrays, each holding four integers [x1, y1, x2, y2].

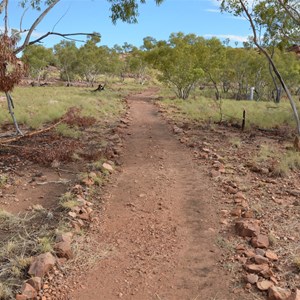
[[70, 89, 235, 300]]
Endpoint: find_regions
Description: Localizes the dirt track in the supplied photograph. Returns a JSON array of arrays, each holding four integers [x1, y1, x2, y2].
[[71, 89, 233, 300]]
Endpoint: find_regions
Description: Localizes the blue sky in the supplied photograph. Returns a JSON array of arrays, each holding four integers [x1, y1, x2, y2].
[[7, 0, 252, 49]]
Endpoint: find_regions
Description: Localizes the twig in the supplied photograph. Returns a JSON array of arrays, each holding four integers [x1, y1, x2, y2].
[[36, 179, 71, 185]]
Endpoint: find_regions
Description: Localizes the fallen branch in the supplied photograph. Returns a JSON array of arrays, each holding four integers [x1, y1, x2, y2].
[[0, 119, 63, 144]]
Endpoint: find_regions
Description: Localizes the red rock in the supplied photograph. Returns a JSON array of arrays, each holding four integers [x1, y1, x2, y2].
[[54, 241, 73, 259], [28, 252, 56, 277], [245, 263, 269, 274], [268, 286, 291, 300], [231, 208, 242, 217], [235, 192, 246, 200], [26, 277, 42, 291], [257, 280, 273, 291], [251, 234, 269, 248], [21, 283, 38, 299], [226, 186, 238, 194], [235, 219, 260, 237], [265, 250, 278, 261], [246, 274, 259, 284], [55, 232, 72, 244], [254, 255, 269, 264], [16, 295, 27, 300], [242, 210, 254, 218], [78, 212, 89, 220]]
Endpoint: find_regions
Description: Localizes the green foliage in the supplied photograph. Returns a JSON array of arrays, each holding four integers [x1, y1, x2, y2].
[[56, 123, 81, 139], [22, 45, 55, 81]]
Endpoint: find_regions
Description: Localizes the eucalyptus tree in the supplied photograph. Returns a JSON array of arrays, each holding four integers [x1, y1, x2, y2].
[[146, 33, 205, 100], [22, 45, 55, 83], [54, 41, 78, 84]]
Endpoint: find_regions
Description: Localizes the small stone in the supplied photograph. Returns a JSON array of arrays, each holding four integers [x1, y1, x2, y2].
[[257, 280, 273, 291], [268, 286, 291, 300], [55, 232, 73, 244], [265, 250, 278, 261], [26, 277, 42, 291], [255, 248, 266, 256], [254, 255, 269, 264], [231, 208, 242, 217], [68, 211, 77, 218], [242, 210, 254, 218], [246, 274, 259, 284], [251, 234, 269, 249], [16, 295, 27, 300], [54, 241, 73, 259], [28, 252, 56, 278], [102, 163, 114, 172], [245, 264, 269, 274], [235, 219, 260, 237], [21, 283, 38, 298]]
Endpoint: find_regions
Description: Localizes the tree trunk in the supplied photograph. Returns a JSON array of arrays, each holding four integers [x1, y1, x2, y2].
[[5, 92, 23, 136]]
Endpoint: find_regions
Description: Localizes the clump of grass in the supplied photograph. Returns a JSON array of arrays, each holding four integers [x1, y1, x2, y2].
[[0, 209, 19, 230], [0, 282, 13, 300], [293, 256, 300, 271], [272, 150, 300, 177], [59, 192, 78, 210], [230, 137, 242, 149], [38, 236, 53, 253], [0, 174, 8, 188], [56, 123, 81, 139]]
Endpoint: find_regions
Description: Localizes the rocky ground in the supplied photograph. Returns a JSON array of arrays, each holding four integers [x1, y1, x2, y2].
[[0, 88, 299, 300]]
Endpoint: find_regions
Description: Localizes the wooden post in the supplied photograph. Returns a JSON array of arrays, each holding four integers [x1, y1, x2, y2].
[[241, 109, 246, 131]]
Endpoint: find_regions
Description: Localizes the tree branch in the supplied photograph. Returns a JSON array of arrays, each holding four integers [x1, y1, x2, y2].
[[14, 0, 60, 54], [277, 0, 300, 26], [4, 0, 8, 35]]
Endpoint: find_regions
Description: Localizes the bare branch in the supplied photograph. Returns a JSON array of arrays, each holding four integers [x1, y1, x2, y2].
[[52, 4, 71, 32], [4, 0, 8, 35], [15, 0, 60, 54], [20, 32, 97, 49], [20, 7, 29, 32]]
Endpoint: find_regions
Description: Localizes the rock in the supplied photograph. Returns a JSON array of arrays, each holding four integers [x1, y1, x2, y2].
[[235, 192, 247, 200], [16, 295, 27, 300], [102, 163, 114, 172], [78, 212, 89, 220], [265, 250, 278, 261], [290, 289, 300, 300], [257, 280, 273, 291], [235, 219, 260, 237], [28, 252, 56, 278], [173, 125, 183, 134], [21, 283, 38, 299], [246, 274, 259, 284], [242, 210, 254, 218], [210, 170, 221, 178], [26, 277, 42, 291], [251, 234, 269, 248], [268, 286, 291, 300], [68, 211, 77, 218], [245, 264, 269, 274], [231, 208, 242, 217], [54, 241, 73, 259], [255, 248, 266, 257], [55, 232, 73, 244], [226, 186, 238, 194], [254, 255, 269, 264]]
